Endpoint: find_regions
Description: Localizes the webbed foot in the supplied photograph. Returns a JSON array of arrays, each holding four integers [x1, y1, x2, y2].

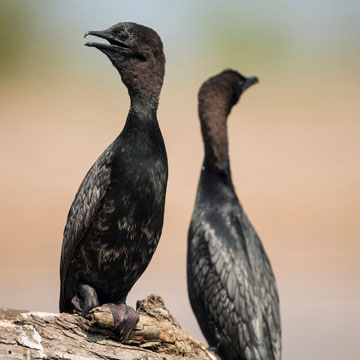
[[104, 303, 139, 341]]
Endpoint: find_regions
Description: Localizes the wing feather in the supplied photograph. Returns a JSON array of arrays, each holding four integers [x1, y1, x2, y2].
[[235, 210, 282, 358], [189, 214, 281, 360], [60, 146, 114, 292]]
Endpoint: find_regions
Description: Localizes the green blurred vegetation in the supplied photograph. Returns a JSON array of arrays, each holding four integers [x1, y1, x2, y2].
[[0, 0, 72, 81], [190, 1, 360, 80], [193, 2, 292, 72], [0, 0, 359, 83], [0, 1, 35, 73]]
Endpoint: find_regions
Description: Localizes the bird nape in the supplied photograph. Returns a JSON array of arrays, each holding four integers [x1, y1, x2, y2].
[[187, 69, 281, 360], [59, 22, 168, 342]]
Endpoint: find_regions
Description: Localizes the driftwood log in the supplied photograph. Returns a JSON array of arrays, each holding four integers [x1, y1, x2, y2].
[[0, 294, 217, 360]]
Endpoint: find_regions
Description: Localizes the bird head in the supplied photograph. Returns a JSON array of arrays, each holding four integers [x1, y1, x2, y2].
[[227, 70, 258, 106], [85, 22, 165, 103], [199, 69, 259, 115]]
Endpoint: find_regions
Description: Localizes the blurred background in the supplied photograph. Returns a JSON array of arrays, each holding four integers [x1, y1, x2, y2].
[[0, 0, 359, 359]]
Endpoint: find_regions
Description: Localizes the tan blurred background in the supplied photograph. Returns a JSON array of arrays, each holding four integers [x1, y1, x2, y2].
[[0, 1, 359, 359]]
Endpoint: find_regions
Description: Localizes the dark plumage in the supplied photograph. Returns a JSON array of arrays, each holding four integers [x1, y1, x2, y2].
[[187, 70, 281, 360], [59, 22, 167, 340]]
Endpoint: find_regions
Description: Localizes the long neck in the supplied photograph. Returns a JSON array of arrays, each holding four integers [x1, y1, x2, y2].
[[193, 159, 235, 217], [199, 105, 231, 172], [120, 92, 162, 146], [119, 63, 163, 116], [130, 91, 159, 115], [124, 92, 159, 127]]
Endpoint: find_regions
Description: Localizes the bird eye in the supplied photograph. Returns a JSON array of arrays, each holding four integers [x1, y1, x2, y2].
[[117, 31, 130, 41]]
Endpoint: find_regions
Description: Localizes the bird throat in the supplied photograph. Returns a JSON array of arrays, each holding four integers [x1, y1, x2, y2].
[[201, 110, 230, 172], [126, 92, 159, 124]]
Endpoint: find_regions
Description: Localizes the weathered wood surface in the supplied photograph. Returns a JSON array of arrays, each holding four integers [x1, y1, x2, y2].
[[0, 294, 216, 360]]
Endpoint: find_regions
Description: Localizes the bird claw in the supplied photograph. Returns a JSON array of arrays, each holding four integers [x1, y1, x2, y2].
[[71, 295, 82, 313], [71, 283, 99, 316]]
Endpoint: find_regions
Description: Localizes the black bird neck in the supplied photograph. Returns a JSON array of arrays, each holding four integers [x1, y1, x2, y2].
[[124, 93, 159, 130], [200, 162, 233, 191], [194, 162, 235, 214], [129, 87, 161, 112]]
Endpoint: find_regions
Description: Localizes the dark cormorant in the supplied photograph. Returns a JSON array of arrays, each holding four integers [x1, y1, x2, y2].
[[187, 70, 281, 360], [59, 22, 167, 341]]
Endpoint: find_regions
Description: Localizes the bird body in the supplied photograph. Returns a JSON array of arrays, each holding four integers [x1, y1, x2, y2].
[[187, 70, 281, 360], [60, 109, 167, 310], [59, 22, 167, 340]]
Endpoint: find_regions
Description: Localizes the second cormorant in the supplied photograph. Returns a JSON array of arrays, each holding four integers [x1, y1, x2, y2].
[[187, 70, 281, 360], [59, 22, 168, 341]]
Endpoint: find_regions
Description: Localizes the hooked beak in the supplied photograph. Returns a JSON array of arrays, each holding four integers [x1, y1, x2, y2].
[[84, 30, 131, 53], [242, 76, 259, 92]]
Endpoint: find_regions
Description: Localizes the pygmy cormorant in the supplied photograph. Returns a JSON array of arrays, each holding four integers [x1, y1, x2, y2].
[[187, 70, 281, 360], [59, 22, 168, 341]]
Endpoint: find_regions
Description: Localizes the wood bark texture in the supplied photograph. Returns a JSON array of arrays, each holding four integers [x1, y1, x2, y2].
[[0, 294, 217, 360]]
